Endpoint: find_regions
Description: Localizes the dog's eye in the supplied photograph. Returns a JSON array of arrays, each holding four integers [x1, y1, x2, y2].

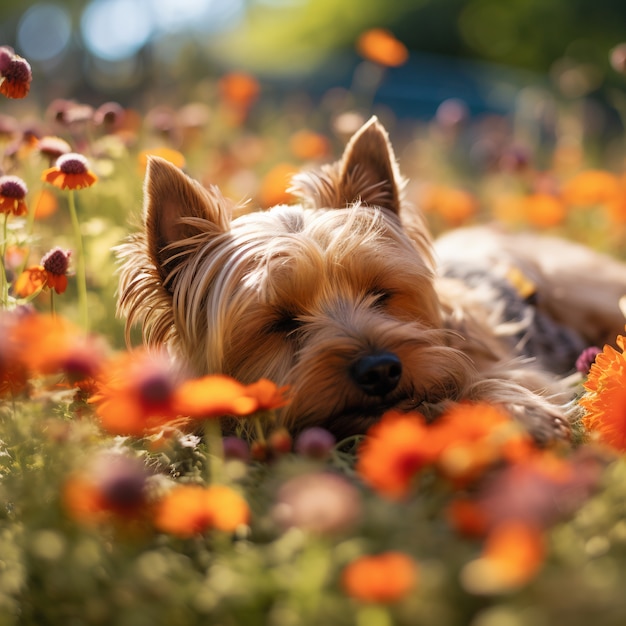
[[267, 313, 302, 335]]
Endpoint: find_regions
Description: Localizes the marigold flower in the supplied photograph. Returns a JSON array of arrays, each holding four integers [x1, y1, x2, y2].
[[0, 175, 28, 216], [356, 411, 434, 499], [356, 29, 409, 67], [154, 484, 249, 536], [342, 552, 418, 603], [579, 333, 626, 451], [42, 152, 98, 190], [460, 522, 545, 594], [0, 48, 32, 99]]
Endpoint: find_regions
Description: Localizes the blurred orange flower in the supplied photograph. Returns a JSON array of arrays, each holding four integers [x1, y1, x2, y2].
[[342, 551, 417, 603], [0, 175, 28, 216], [13, 266, 47, 297], [259, 162, 298, 208], [357, 411, 434, 499], [32, 188, 58, 219], [138, 147, 186, 171], [42, 153, 97, 190], [561, 169, 622, 208], [422, 184, 478, 226], [521, 193, 566, 228], [154, 484, 249, 536], [461, 522, 545, 594], [357, 29, 409, 67], [289, 129, 331, 161], [10, 313, 105, 385], [218, 72, 260, 108], [580, 333, 626, 451], [0, 311, 30, 397]]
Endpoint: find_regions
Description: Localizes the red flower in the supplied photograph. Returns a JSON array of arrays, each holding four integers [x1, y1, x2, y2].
[[0, 175, 28, 216], [0, 47, 32, 99]]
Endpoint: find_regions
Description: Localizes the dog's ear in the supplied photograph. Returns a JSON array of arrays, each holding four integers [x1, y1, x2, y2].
[[144, 157, 230, 282], [338, 116, 403, 214]]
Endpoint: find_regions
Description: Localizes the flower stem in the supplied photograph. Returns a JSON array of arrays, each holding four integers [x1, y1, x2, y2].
[[67, 190, 88, 330], [204, 419, 224, 484], [0, 213, 8, 307], [50, 290, 55, 317]]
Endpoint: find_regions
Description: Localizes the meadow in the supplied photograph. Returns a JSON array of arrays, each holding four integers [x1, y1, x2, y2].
[[3, 34, 626, 625]]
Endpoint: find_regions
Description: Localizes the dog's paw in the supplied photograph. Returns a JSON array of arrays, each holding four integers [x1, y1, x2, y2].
[[506, 402, 571, 445]]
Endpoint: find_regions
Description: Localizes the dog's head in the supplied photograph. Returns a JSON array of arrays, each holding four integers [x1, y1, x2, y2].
[[118, 117, 471, 437]]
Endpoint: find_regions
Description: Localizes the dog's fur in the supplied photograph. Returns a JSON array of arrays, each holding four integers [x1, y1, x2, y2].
[[117, 117, 626, 443]]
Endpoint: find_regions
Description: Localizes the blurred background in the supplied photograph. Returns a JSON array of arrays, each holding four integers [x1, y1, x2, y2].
[[2, 0, 626, 119]]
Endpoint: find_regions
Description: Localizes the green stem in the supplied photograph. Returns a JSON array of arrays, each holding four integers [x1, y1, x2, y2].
[[50, 290, 55, 317], [0, 213, 8, 307], [204, 419, 224, 484], [67, 190, 88, 330]]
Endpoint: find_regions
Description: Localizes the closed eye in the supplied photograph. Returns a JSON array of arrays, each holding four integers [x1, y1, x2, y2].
[[267, 311, 303, 335], [369, 289, 394, 307]]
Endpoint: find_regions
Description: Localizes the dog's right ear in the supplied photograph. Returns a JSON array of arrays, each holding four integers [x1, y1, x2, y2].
[[144, 157, 231, 283]]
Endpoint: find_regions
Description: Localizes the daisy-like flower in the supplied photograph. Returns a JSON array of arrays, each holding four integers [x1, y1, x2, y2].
[[64, 453, 151, 525], [154, 484, 249, 536], [0, 175, 28, 216], [41, 247, 71, 294], [0, 47, 32, 99], [42, 152, 98, 190], [37, 135, 72, 165], [341, 551, 418, 604], [579, 333, 626, 451]]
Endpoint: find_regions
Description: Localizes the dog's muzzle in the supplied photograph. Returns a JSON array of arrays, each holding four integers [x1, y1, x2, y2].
[[350, 351, 402, 396]]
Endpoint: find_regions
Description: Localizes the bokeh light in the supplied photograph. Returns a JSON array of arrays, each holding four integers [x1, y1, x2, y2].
[[17, 3, 72, 63]]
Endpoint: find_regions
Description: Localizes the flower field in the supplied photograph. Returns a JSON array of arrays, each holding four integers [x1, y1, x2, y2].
[[4, 36, 626, 626]]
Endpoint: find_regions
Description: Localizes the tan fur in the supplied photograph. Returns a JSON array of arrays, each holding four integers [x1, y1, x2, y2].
[[117, 116, 626, 443]]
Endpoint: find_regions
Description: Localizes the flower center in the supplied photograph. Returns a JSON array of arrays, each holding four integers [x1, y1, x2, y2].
[[57, 153, 90, 175], [42, 248, 71, 275], [0, 176, 27, 199], [4, 58, 31, 83]]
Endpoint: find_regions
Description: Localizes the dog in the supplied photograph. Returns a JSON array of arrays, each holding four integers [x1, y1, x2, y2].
[[116, 116, 626, 443]]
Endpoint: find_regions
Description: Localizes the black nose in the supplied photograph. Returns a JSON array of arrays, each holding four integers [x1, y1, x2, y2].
[[350, 352, 402, 396]]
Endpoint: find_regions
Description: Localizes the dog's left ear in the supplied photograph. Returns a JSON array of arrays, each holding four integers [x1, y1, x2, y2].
[[338, 116, 403, 214]]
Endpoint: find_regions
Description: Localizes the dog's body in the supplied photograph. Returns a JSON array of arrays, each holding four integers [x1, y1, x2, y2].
[[117, 117, 626, 442]]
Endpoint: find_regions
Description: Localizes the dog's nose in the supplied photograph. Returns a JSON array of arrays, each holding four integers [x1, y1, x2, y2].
[[350, 352, 402, 396]]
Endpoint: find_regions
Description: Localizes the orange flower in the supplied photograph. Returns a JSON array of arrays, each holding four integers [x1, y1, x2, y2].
[[42, 153, 97, 190], [32, 188, 58, 219], [422, 184, 478, 226], [91, 349, 180, 436], [138, 147, 186, 172], [356, 411, 434, 499], [356, 29, 409, 67], [460, 522, 545, 594], [13, 266, 47, 297], [0, 311, 30, 397], [289, 129, 331, 161], [429, 403, 535, 484], [218, 72, 260, 108], [0, 175, 28, 216], [342, 551, 417, 603], [154, 484, 249, 536], [0, 47, 32, 99], [63, 453, 150, 525], [259, 162, 298, 208], [521, 193, 566, 228], [579, 333, 626, 451], [561, 169, 622, 208], [9, 313, 105, 384], [243, 378, 290, 411]]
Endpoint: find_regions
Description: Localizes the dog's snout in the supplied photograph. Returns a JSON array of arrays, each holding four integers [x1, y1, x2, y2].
[[350, 352, 402, 396]]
